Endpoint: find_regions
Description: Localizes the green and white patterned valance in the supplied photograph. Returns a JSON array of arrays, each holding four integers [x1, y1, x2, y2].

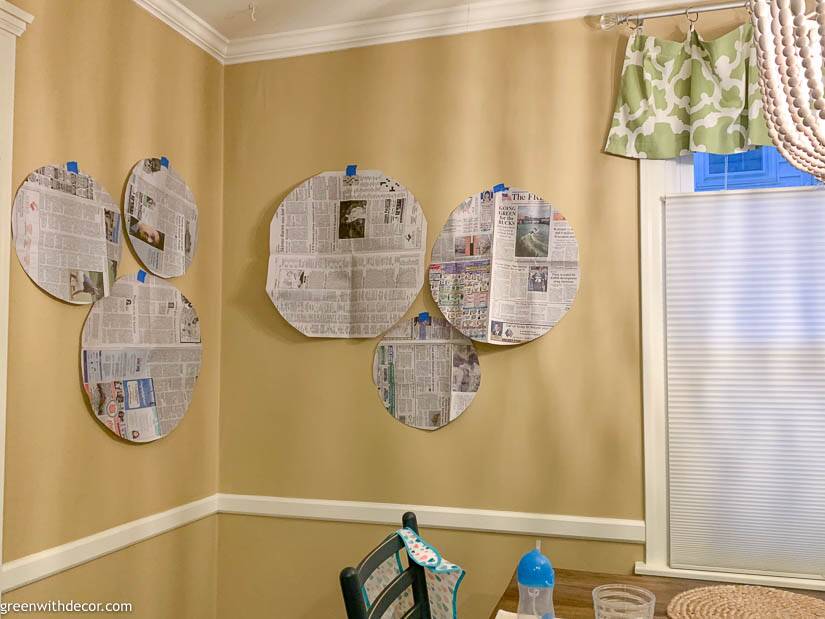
[[605, 23, 772, 159]]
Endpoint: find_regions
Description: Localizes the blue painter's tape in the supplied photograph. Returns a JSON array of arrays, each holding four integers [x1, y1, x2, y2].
[[416, 311, 430, 338], [137, 270, 147, 283], [345, 164, 357, 176], [66, 161, 79, 174], [493, 183, 507, 193], [160, 156, 169, 168]]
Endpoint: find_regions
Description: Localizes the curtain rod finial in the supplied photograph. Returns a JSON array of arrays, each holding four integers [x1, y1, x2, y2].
[[599, 13, 622, 30]]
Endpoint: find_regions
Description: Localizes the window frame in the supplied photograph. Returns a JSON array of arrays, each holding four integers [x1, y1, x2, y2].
[[694, 148, 775, 191], [694, 147, 821, 191], [636, 158, 825, 591], [0, 1, 33, 600]]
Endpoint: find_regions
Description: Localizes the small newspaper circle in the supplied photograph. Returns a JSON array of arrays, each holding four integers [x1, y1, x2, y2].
[[124, 157, 198, 278], [373, 314, 481, 430], [429, 187, 580, 345], [266, 170, 427, 338], [80, 272, 202, 443], [12, 163, 123, 304]]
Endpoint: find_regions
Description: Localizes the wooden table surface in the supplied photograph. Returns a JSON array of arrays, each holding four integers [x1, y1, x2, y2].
[[491, 568, 825, 618]]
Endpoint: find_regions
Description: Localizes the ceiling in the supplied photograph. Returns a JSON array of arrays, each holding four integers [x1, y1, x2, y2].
[[176, 0, 692, 41], [178, 0, 479, 40], [142, 0, 700, 63]]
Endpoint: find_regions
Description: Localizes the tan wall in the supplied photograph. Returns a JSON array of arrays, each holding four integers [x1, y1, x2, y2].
[[4, 517, 218, 618], [219, 16, 646, 617], [217, 515, 641, 618], [5, 0, 223, 561], [221, 19, 641, 520]]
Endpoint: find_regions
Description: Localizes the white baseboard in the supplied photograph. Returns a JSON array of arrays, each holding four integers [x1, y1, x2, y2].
[[217, 494, 646, 544], [635, 562, 825, 592], [0, 493, 643, 592], [0, 495, 218, 593]]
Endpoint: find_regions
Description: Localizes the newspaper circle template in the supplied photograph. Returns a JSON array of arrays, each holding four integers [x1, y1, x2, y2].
[[80, 272, 202, 443], [124, 157, 198, 278], [373, 314, 481, 430], [429, 188, 580, 345], [12, 163, 123, 304], [266, 170, 428, 338]]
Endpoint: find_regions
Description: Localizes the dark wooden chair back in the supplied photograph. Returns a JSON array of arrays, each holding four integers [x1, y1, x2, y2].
[[340, 512, 431, 619]]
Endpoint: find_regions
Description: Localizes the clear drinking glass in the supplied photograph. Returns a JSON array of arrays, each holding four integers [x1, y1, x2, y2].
[[592, 584, 655, 619]]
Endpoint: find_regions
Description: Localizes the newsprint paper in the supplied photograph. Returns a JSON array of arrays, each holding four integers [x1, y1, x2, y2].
[[12, 164, 122, 304], [81, 272, 202, 443], [429, 188, 579, 345], [373, 314, 481, 430], [125, 158, 198, 278], [267, 170, 427, 338]]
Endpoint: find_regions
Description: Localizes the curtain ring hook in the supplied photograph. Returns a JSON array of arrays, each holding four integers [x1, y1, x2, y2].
[[685, 7, 699, 33], [629, 15, 644, 31]]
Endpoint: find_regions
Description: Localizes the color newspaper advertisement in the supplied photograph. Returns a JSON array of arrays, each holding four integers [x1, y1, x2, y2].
[[429, 188, 579, 344], [81, 273, 202, 442]]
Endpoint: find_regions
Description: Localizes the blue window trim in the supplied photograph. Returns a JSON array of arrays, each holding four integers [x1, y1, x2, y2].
[[694, 146, 820, 192]]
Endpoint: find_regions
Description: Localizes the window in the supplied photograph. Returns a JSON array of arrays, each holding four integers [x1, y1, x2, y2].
[[638, 151, 825, 587], [694, 146, 821, 191], [664, 188, 825, 578]]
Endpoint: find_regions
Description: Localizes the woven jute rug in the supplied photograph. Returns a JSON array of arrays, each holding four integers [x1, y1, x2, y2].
[[667, 585, 825, 618]]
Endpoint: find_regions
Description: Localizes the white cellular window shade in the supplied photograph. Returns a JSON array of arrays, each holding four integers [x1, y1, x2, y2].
[[664, 187, 825, 580]]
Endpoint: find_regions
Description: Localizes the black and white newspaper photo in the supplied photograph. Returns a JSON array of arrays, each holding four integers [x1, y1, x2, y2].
[[266, 170, 427, 338], [80, 272, 202, 443], [124, 158, 198, 278], [12, 164, 123, 304]]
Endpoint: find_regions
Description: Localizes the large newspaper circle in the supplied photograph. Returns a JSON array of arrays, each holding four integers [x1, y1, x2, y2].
[[124, 158, 198, 278], [80, 272, 202, 443], [429, 188, 580, 345], [373, 314, 481, 430], [267, 170, 427, 338], [12, 163, 123, 304]]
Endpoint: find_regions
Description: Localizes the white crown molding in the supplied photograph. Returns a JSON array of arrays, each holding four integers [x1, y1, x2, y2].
[[223, 0, 683, 64], [1, 496, 218, 593], [0, 493, 642, 592], [0, 1, 33, 38], [135, 0, 695, 65], [131, 0, 227, 62], [217, 494, 647, 543]]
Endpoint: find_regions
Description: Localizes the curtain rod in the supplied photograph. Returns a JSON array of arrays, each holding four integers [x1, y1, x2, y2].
[[599, 1, 748, 30]]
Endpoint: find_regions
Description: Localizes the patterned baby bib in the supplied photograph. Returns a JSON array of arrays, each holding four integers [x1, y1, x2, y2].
[[362, 528, 465, 618]]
